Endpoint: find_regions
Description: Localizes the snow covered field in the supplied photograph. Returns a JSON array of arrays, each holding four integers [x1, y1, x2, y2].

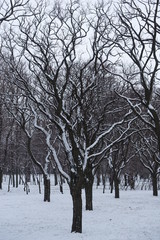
[[0, 182, 160, 240]]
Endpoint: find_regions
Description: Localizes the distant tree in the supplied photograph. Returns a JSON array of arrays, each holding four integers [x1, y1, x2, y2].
[[136, 130, 160, 196], [107, 0, 160, 196], [108, 137, 136, 198]]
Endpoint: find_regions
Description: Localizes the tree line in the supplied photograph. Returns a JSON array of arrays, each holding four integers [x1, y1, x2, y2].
[[0, 0, 160, 233]]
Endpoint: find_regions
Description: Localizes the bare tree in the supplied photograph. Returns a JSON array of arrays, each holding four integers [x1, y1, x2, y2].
[[0, 0, 29, 24], [135, 129, 160, 196], [106, 0, 160, 194], [0, 1, 136, 233], [108, 137, 136, 198]]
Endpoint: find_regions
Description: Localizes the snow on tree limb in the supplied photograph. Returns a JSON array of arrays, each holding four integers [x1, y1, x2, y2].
[[31, 107, 71, 183]]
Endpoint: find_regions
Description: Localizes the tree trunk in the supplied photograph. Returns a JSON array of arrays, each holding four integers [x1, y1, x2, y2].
[[102, 173, 106, 194], [59, 175, 63, 194], [8, 174, 11, 192], [96, 168, 101, 188], [12, 172, 15, 187], [84, 173, 94, 211], [16, 168, 19, 188], [44, 176, 50, 202], [109, 175, 114, 193], [70, 169, 83, 233], [152, 175, 158, 196], [0, 168, 3, 189], [114, 176, 120, 198], [70, 187, 82, 233], [54, 169, 58, 186]]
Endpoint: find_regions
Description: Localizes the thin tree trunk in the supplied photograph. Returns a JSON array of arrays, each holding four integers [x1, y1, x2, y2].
[[59, 175, 63, 194], [152, 175, 158, 196], [12, 172, 15, 187], [110, 176, 114, 193], [102, 173, 106, 194], [114, 176, 120, 198], [0, 167, 3, 189], [16, 168, 18, 188], [54, 169, 58, 186], [8, 174, 11, 192]]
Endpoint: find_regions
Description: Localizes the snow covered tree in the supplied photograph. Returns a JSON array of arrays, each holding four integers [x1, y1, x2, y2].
[[107, 0, 160, 193], [135, 129, 160, 196], [0, 1, 136, 233]]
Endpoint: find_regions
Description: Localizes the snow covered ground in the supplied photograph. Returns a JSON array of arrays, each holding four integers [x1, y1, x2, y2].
[[0, 181, 160, 240]]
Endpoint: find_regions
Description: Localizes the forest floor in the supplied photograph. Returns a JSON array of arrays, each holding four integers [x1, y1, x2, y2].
[[0, 178, 160, 240]]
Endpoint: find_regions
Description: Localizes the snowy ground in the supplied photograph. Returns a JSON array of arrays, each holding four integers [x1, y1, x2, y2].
[[0, 180, 160, 240]]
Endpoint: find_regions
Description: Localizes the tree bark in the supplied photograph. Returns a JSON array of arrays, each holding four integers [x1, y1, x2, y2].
[[109, 175, 114, 193], [84, 172, 94, 210], [70, 170, 83, 233], [102, 173, 106, 194], [70, 187, 82, 233], [152, 175, 158, 196], [44, 176, 51, 202], [0, 167, 3, 189], [16, 168, 19, 188], [54, 169, 58, 186], [114, 176, 120, 198]]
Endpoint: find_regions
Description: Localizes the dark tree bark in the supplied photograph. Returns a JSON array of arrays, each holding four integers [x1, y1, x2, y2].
[[0, 167, 3, 189], [54, 169, 58, 186], [84, 164, 94, 210], [59, 175, 64, 194], [44, 176, 51, 202], [12, 171, 15, 187], [152, 174, 158, 196], [70, 187, 82, 233], [70, 170, 83, 233], [16, 168, 19, 188], [102, 173, 106, 194], [109, 174, 114, 193], [96, 167, 101, 188], [114, 175, 120, 198]]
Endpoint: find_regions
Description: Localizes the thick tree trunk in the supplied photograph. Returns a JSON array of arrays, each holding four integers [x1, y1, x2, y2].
[[70, 169, 83, 233], [84, 163, 94, 210], [70, 187, 82, 233], [85, 174, 94, 211], [152, 175, 158, 196], [44, 177, 50, 202], [85, 180, 93, 211]]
